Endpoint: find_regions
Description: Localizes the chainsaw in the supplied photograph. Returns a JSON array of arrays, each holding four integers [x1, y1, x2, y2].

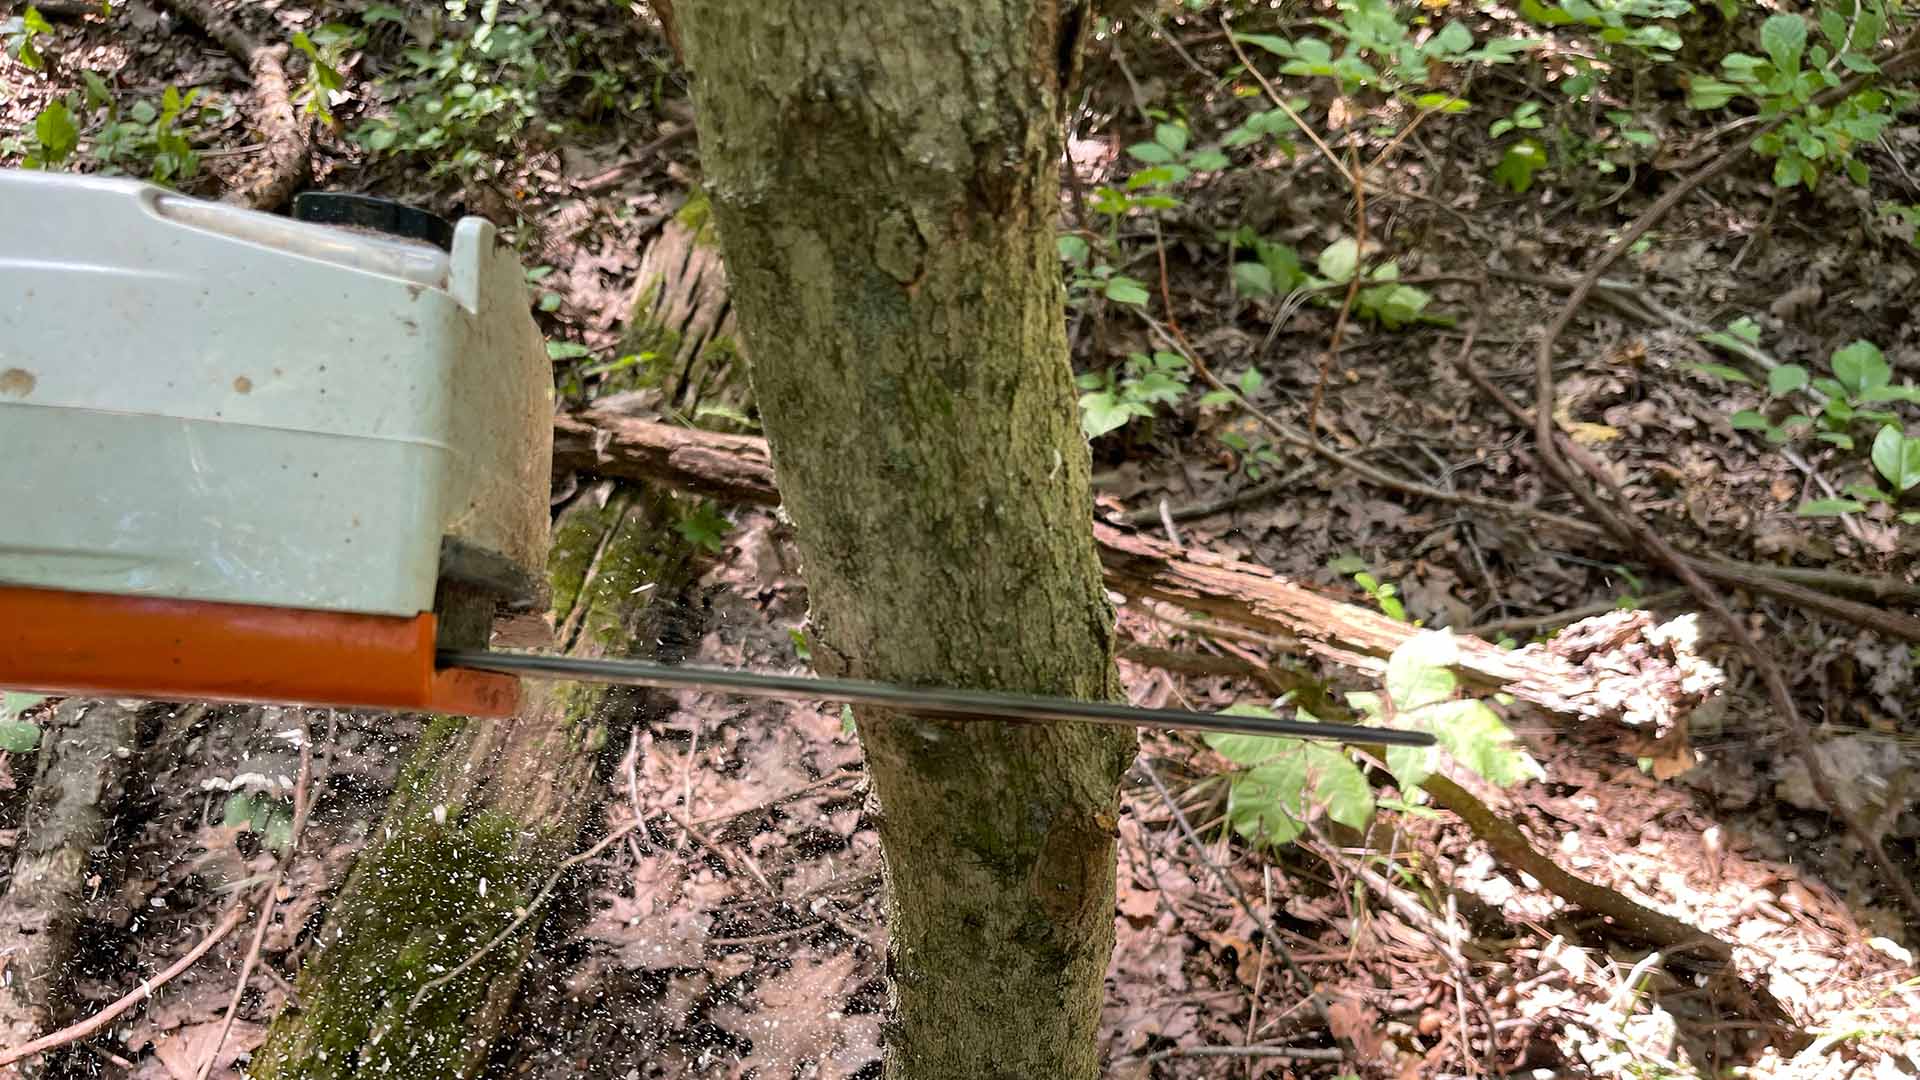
[[0, 171, 1430, 750]]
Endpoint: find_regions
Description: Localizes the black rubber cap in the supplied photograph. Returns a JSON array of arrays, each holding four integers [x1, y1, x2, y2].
[[292, 192, 455, 251]]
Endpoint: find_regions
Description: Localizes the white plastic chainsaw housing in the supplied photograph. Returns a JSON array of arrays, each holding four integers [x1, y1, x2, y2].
[[0, 169, 552, 618]]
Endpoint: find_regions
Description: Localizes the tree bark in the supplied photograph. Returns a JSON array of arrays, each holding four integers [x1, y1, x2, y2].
[[674, 5, 1131, 1078], [249, 487, 702, 1078]]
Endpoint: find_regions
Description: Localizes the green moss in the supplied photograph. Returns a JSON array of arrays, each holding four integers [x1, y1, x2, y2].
[[250, 808, 545, 1079], [674, 186, 716, 246], [545, 496, 627, 627]]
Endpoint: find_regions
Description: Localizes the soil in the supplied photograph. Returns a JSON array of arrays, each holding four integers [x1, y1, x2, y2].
[[1, 0, 1916, 1077]]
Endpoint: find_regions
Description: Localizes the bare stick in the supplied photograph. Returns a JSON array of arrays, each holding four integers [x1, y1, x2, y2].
[[0, 902, 250, 1068], [196, 713, 316, 1080]]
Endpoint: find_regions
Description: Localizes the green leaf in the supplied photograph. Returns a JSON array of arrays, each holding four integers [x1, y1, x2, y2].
[[1767, 365, 1809, 395], [1154, 122, 1189, 155], [1687, 77, 1742, 110], [1815, 431, 1855, 450], [1871, 425, 1920, 492], [1233, 261, 1275, 297], [1186, 149, 1230, 171], [33, 99, 79, 163], [1862, 385, 1920, 404], [1234, 33, 1297, 58], [1426, 699, 1537, 785], [1206, 723, 1295, 767], [0, 720, 40, 753], [537, 292, 562, 312], [1079, 392, 1147, 438], [1328, 554, 1369, 575], [545, 341, 591, 361], [1384, 743, 1434, 792], [1224, 758, 1309, 846], [1316, 238, 1359, 283], [1104, 277, 1150, 305], [1304, 742, 1375, 830], [1902, 512, 1920, 525], [1798, 498, 1866, 516], [1761, 14, 1807, 73], [1236, 368, 1264, 396], [1730, 410, 1773, 430], [1056, 234, 1090, 266], [1832, 340, 1891, 396], [1692, 363, 1753, 384], [673, 500, 732, 553], [1127, 141, 1176, 165], [1492, 138, 1547, 193], [1385, 631, 1458, 711]]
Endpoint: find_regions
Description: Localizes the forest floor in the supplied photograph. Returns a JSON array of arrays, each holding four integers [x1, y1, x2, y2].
[[2, 0, 1918, 1077]]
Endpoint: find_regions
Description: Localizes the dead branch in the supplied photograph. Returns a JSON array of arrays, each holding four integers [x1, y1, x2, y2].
[[0, 902, 250, 1069], [1521, 31, 1920, 927], [554, 406, 1720, 736], [0, 700, 140, 1072], [153, 0, 309, 211]]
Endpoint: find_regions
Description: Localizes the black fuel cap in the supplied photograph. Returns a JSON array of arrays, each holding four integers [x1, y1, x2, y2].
[[292, 192, 455, 251]]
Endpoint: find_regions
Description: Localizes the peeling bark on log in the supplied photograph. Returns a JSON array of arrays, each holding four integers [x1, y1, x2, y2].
[[250, 487, 703, 1079], [154, 0, 310, 211], [0, 700, 139, 1076], [551, 407, 1719, 735]]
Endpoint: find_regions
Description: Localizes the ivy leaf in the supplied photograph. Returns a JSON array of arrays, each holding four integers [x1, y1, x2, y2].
[[1871, 425, 1920, 492], [1767, 365, 1808, 395], [1385, 631, 1459, 711], [1832, 340, 1891, 396], [1316, 238, 1359, 283]]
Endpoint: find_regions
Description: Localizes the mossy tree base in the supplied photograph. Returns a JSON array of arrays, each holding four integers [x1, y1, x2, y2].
[[249, 488, 702, 1079]]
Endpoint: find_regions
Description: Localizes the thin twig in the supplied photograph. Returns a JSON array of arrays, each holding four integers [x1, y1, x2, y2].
[[1520, 45, 1920, 924], [406, 819, 642, 1015], [1136, 757, 1339, 1045], [0, 903, 250, 1068], [1219, 15, 1354, 187], [1140, 1043, 1346, 1064], [196, 712, 317, 1080]]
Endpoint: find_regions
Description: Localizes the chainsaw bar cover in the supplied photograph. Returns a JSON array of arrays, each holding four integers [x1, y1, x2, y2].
[[0, 170, 552, 715]]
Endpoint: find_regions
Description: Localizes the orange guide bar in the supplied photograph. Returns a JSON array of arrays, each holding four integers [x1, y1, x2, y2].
[[0, 584, 519, 717]]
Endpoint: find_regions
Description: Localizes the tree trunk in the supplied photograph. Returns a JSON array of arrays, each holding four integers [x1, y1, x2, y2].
[[250, 486, 703, 1078], [675, 5, 1131, 1078]]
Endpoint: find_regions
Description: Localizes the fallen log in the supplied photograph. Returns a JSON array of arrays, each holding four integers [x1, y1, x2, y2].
[[552, 403, 1718, 737]]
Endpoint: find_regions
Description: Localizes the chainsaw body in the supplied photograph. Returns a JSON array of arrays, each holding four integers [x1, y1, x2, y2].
[[0, 170, 553, 716]]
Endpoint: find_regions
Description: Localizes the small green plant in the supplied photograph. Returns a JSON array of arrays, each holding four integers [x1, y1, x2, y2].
[[1076, 350, 1192, 438], [3, 5, 52, 70], [19, 97, 79, 169], [1235, 0, 1531, 97], [1518, 0, 1690, 62], [1206, 631, 1538, 849], [672, 497, 732, 553], [1330, 555, 1411, 622], [352, 3, 560, 178], [525, 264, 563, 312], [222, 789, 295, 851], [1686, 10, 1912, 190], [1058, 234, 1151, 307], [1234, 234, 1441, 329], [1697, 326, 1920, 521], [0, 691, 47, 753], [91, 85, 217, 183], [290, 23, 359, 126]]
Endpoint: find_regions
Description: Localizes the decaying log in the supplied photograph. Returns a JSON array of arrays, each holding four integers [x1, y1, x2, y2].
[[552, 406, 1720, 736], [0, 699, 139, 1076], [154, 0, 309, 211]]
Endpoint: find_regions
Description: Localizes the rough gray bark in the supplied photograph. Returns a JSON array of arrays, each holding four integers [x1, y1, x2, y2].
[[675, 5, 1133, 1078], [0, 699, 139, 1075]]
